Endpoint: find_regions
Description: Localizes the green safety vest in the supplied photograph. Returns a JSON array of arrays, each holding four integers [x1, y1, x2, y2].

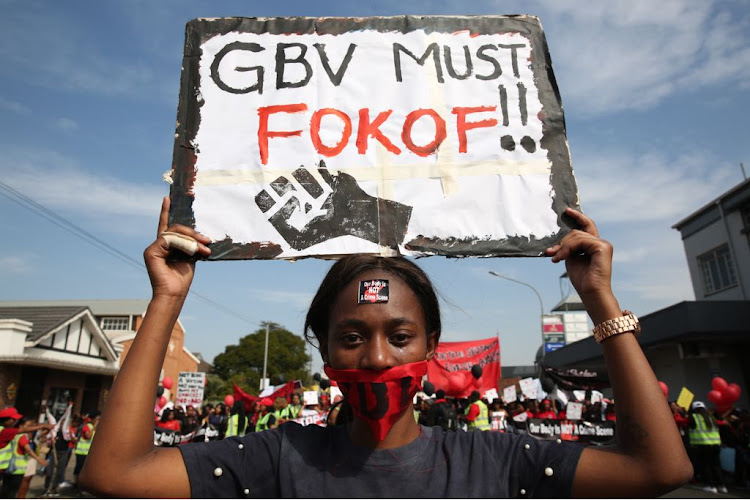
[[0, 426, 12, 470], [287, 405, 301, 419], [74, 424, 94, 455], [274, 408, 290, 421], [413, 410, 420, 423], [226, 414, 245, 437], [689, 413, 721, 446], [255, 413, 273, 432], [465, 400, 491, 431], [7, 434, 28, 475]]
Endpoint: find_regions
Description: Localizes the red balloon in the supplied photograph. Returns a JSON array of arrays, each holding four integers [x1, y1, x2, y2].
[[162, 376, 173, 390], [224, 395, 235, 407], [658, 381, 669, 398], [707, 390, 724, 405], [712, 377, 728, 392], [158, 395, 167, 407], [723, 383, 742, 403]]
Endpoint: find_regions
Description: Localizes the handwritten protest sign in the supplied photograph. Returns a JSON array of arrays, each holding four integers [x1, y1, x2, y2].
[[503, 385, 517, 403], [169, 16, 580, 259], [303, 391, 319, 406], [677, 387, 694, 410], [175, 372, 205, 407], [519, 377, 537, 400], [566, 401, 583, 421]]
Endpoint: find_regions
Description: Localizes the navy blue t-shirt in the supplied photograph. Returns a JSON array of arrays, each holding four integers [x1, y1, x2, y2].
[[179, 423, 583, 498]]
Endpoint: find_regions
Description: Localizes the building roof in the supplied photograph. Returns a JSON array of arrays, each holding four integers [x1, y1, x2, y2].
[[550, 291, 586, 312], [542, 300, 750, 368], [672, 177, 750, 236], [0, 299, 149, 316], [0, 306, 88, 342]]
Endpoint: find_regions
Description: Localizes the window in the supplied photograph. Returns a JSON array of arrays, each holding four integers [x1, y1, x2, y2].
[[698, 244, 738, 295], [101, 316, 129, 330]]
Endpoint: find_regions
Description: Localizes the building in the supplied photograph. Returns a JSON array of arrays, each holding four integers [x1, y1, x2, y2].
[[0, 299, 200, 418], [543, 177, 750, 408]]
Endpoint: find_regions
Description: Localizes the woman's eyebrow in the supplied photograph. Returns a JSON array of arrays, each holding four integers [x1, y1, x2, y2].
[[333, 318, 369, 330], [385, 317, 418, 328]]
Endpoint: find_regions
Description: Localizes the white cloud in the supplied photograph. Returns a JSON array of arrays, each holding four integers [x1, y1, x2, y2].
[[0, 97, 30, 115], [0, 255, 33, 274], [0, 147, 164, 217], [574, 148, 740, 224], [53, 118, 79, 133]]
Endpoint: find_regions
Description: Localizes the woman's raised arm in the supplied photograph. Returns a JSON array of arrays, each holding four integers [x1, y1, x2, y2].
[[547, 208, 693, 497], [79, 197, 211, 498]]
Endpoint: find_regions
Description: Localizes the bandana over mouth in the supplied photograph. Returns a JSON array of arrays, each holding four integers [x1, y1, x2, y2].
[[324, 360, 428, 440]]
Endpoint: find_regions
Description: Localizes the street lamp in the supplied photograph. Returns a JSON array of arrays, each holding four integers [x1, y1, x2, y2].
[[487, 270, 546, 362], [261, 323, 270, 391]]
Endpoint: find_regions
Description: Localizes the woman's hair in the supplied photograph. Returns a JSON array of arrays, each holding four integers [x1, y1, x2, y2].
[[304, 255, 442, 356], [160, 408, 173, 423]]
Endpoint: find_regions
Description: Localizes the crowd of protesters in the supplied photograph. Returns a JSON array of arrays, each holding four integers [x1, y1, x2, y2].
[[2, 383, 748, 497], [0, 404, 102, 498]]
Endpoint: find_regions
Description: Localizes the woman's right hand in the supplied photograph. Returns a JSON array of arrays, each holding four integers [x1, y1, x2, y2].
[[143, 197, 211, 300]]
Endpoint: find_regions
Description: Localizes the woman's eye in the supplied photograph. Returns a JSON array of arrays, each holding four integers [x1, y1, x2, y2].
[[391, 332, 411, 345], [342, 333, 362, 345]]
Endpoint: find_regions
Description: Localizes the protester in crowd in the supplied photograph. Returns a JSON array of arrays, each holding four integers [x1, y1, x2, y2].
[[584, 401, 603, 422], [247, 401, 260, 433], [287, 393, 302, 420], [458, 391, 491, 432], [208, 403, 227, 439], [182, 405, 200, 435], [535, 399, 557, 419], [319, 393, 331, 413], [670, 401, 689, 446], [45, 412, 77, 495], [427, 389, 456, 431], [199, 404, 213, 427], [226, 401, 247, 437], [0, 416, 49, 498], [604, 402, 616, 422], [273, 397, 290, 425], [688, 401, 727, 494], [72, 411, 99, 488], [254, 398, 277, 432], [17, 425, 50, 498], [157, 408, 181, 432], [79, 201, 692, 497], [489, 401, 509, 432]]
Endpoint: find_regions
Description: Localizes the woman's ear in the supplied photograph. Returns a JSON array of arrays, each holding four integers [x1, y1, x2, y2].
[[319, 342, 329, 364], [425, 332, 438, 361]]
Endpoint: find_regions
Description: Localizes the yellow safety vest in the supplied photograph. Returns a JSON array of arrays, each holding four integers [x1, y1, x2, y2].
[[287, 405, 301, 419], [0, 426, 13, 470], [255, 413, 273, 432], [274, 408, 289, 421], [226, 414, 245, 437], [689, 413, 721, 446], [465, 400, 491, 431], [74, 424, 94, 455], [413, 410, 420, 423], [7, 434, 28, 475]]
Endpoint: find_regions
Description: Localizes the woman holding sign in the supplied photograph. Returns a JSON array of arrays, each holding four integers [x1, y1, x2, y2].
[[79, 198, 692, 497]]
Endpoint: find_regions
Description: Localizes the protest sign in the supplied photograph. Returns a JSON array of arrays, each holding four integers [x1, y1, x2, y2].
[[484, 388, 499, 403], [677, 387, 694, 410], [303, 391, 319, 406], [170, 16, 579, 259], [525, 418, 615, 443], [503, 385, 517, 404], [566, 401, 583, 421], [519, 377, 537, 400], [291, 413, 327, 427], [175, 372, 205, 407], [427, 337, 500, 398], [330, 386, 343, 401]]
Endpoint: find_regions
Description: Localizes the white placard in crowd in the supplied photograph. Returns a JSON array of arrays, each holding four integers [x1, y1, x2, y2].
[[555, 388, 569, 406], [566, 401, 583, 421], [484, 388, 499, 403], [512, 411, 528, 423], [519, 377, 537, 400], [590, 390, 603, 404], [303, 390, 319, 406], [503, 385, 517, 403], [533, 378, 546, 401], [573, 390, 586, 402], [175, 372, 206, 407], [330, 386, 343, 401]]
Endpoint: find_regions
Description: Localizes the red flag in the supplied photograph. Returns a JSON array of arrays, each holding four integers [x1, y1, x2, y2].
[[264, 380, 304, 402], [427, 337, 500, 398], [233, 383, 257, 412]]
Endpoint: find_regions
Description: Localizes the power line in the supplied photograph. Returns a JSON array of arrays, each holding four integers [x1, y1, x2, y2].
[[0, 179, 256, 324]]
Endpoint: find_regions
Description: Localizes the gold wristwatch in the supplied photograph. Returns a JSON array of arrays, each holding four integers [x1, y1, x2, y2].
[[592, 310, 641, 343]]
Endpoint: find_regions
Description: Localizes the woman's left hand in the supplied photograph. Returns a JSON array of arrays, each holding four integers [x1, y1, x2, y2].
[[545, 208, 618, 320]]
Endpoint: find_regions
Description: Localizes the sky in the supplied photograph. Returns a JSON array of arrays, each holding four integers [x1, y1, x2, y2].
[[1, 0, 749, 378]]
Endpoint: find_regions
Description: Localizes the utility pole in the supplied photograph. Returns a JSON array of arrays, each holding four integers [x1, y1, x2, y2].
[[261, 323, 270, 391]]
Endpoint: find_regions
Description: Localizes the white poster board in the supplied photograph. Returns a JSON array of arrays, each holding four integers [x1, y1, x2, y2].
[[483, 388, 499, 403], [170, 16, 579, 259], [519, 377, 537, 400], [566, 401, 583, 421], [175, 372, 206, 407], [503, 385, 517, 403], [303, 390, 319, 406]]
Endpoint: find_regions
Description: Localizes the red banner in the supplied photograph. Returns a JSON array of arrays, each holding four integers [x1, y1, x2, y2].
[[427, 337, 500, 398], [233, 383, 257, 412]]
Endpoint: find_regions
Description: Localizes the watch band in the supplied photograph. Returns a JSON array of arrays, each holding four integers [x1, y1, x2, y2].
[[592, 310, 641, 343]]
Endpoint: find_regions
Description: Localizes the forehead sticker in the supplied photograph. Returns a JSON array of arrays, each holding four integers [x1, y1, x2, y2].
[[358, 279, 389, 304]]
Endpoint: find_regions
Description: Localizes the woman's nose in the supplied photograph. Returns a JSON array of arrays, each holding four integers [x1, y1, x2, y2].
[[361, 334, 394, 370]]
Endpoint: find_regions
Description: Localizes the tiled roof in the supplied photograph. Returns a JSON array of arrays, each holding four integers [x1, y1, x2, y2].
[[0, 306, 88, 341]]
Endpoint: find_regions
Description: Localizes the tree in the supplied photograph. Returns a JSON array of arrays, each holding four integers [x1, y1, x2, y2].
[[213, 322, 311, 396]]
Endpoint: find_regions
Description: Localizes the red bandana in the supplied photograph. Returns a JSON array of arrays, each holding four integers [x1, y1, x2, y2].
[[324, 360, 427, 440]]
